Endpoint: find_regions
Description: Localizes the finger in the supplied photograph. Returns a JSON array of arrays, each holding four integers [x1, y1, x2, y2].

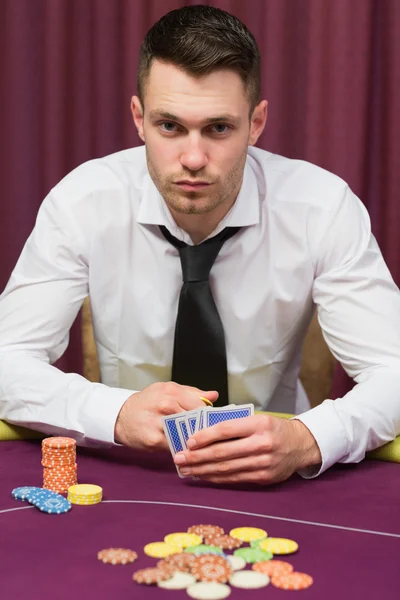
[[175, 435, 266, 467], [179, 453, 269, 478], [187, 414, 270, 449], [202, 468, 276, 485], [176, 387, 219, 411]]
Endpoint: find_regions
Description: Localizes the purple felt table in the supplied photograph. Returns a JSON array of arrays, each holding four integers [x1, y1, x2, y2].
[[0, 440, 399, 600]]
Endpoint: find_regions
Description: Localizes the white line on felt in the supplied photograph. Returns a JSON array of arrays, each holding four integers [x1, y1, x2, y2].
[[0, 505, 34, 514], [1, 499, 399, 539], [101, 500, 400, 539]]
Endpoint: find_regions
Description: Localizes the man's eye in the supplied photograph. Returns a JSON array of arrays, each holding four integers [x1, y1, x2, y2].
[[211, 124, 231, 134], [160, 122, 178, 132]]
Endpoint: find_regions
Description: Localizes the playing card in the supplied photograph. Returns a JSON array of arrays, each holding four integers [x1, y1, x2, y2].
[[162, 414, 186, 478], [183, 409, 199, 436], [203, 404, 254, 428], [176, 415, 190, 449]]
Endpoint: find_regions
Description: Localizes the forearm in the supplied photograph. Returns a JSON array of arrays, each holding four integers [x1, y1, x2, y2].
[[296, 366, 400, 477], [0, 350, 133, 445]]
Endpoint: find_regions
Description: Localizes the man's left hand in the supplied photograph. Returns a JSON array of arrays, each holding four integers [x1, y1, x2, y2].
[[173, 415, 322, 485]]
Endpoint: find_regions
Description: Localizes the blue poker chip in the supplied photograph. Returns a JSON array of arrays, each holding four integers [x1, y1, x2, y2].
[[11, 486, 43, 502], [31, 492, 71, 514]]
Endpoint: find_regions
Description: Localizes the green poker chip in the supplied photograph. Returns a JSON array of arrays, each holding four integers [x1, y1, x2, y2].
[[233, 547, 273, 563], [250, 538, 267, 548], [184, 544, 224, 556]]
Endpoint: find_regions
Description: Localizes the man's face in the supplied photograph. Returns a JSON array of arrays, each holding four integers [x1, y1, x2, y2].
[[131, 61, 266, 218]]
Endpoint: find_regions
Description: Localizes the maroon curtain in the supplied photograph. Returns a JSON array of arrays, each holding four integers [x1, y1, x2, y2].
[[1, 0, 399, 388]]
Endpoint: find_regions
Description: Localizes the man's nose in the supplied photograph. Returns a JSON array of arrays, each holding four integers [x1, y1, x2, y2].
[[180, 135, 209, 171]]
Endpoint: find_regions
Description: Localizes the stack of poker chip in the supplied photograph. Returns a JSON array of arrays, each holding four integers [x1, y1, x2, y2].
[[67, 484, 103, 505], [42, 437, 77, 494]]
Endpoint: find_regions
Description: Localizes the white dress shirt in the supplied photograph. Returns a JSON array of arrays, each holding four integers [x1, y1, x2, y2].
[[1, 145, 400, 477]]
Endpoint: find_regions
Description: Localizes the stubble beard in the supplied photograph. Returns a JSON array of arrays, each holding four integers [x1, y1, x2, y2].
[[146, 147, 247, 215]]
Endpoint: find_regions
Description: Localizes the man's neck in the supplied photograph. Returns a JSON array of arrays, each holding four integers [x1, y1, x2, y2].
[[169, 188, 241, 245]]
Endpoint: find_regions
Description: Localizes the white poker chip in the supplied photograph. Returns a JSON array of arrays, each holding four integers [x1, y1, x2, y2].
[[158, 572, 197, 589], [229, 571, 270, 589], [226, 555, 246, 571], [187, 582, 231, 599]]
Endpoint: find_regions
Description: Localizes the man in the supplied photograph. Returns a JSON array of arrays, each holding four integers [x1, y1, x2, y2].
[[1, 5, 400, 486]]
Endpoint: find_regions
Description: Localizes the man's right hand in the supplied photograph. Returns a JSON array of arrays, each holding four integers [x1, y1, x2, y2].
[[114, 381, 218, 451]]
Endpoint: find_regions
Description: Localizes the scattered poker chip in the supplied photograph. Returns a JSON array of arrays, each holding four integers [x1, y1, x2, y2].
[[164, 532, 202, 548], [271, 571, 313, 590], [226, 555, 246, 571], [31, 493, 72, 514], [257, 537, 299, 555], [97, 548, 138, 565], [158, 571, 197, 589], [252, 559, 294, 577], [11, 486, 42, 501], [158, 552, 196, 572], [144, 541, 182, 558], [204, 534, 242, 550], [133, 567, 174, 585], [190, 555, 232, 583], [185, 544, 224, 556], [229, 527, 267, 542], [188, 524, 225, 539], [233, 547, 273, 564], [187, 582, 231, 599], [229, 571, 270, 589]]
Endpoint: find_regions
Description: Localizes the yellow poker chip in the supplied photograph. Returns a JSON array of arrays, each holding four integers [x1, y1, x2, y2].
[[229, 527, 267, 543], [258, 538, 298, 555], [144, 542, 182, 558], [68, 484, 103, 497], [164, 533, 203, 548]]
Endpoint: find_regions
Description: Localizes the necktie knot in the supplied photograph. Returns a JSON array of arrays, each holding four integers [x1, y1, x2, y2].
[[160, 226, 240, 284]]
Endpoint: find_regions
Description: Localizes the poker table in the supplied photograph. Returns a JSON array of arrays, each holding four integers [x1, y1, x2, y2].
[[1, 433, 399, 600]]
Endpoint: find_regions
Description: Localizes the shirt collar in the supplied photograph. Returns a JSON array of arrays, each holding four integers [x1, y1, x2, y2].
[[137, 154, 260, 239]]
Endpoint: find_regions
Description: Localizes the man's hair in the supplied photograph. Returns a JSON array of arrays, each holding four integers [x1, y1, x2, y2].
[[137, 5, 261, 115]]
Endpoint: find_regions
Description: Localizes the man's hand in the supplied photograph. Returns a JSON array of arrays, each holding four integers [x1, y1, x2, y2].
[[173, 415, 322, 485], [114, 381, 218, 451]]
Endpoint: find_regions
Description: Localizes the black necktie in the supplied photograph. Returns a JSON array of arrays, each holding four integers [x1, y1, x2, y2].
[[160, 225, 240, 407]]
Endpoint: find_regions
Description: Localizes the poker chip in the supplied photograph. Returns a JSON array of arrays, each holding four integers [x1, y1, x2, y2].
[[42, 437, 76, 449], [229, 527, 267, 542], [226, 555, 246, 571], [158, 571, 197, 589], [42, 437, 77, 493], [11, 486, 42, 501], [164, 532, 202, 548], [133, 567, 174, 585], [252, 559, 294, 577], [204, 534, 242, 550], [229, 571, 270, 589], [271, 571, 313, 590], [97, 548, 138, 565], [233, 547, 273, 564], [257, 537, 299, 555], [144, 542, 182, 558], [67, 484, 102, 505], [188, 524, 225, 539], [31, 492, 72, 514], [187, 582, 231, 599], [158, 552, 196, 572], [185, 544, 224, 556], [190, 555, 232, 583]]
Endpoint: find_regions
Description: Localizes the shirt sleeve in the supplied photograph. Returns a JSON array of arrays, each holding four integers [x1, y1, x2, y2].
[[0, 191, 134, 445], [296, 185, 400, 477]]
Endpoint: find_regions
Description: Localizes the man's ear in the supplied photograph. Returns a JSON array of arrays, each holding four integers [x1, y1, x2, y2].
[[131, 96, 145, 142], [248, 100, 268, 146]]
